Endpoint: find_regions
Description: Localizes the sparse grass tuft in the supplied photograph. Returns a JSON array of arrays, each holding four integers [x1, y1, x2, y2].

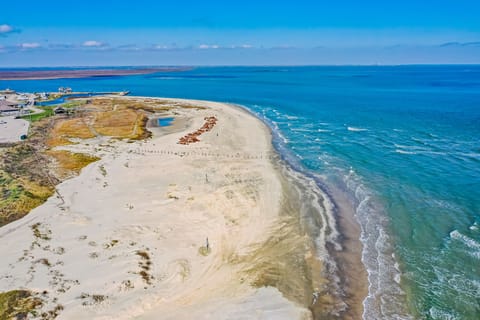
[[198, 246, 211, 256], [136, 250, 153, 284], [79, 293, 108, 306], [30, 223, 52, 241], [136, 250, 150, 260]]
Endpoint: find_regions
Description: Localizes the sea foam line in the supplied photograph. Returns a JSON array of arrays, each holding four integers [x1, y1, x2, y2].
[[244, 103, 412, 319], [244, 104, 349, 314], [344, 171, 413, 320]]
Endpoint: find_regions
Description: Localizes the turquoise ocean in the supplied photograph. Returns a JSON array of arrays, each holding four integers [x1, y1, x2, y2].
[[1, 66, 479, 319]]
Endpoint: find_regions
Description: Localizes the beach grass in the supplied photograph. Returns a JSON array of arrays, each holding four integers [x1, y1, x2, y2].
[[93, 109, 138, 137], [46, 150, 100, 174], [0, 171, 53, 227], [0, 143, 57, 226], [47, 118, 95, 147], [93, 109, 150, 140], [0, 290, 43, 319]]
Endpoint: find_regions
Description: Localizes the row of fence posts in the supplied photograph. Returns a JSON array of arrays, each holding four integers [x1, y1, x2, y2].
[[132, 149, 273, 159]]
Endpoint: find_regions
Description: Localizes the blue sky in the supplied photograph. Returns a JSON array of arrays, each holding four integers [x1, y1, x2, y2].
[[1, 0, 480, 66]]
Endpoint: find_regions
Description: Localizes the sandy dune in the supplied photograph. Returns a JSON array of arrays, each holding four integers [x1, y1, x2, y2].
[[0, 98, 313, 319]]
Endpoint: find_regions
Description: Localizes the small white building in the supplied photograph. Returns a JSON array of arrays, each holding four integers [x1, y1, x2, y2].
[[38, 92, 49, 100], [58, 87, 72, 93]]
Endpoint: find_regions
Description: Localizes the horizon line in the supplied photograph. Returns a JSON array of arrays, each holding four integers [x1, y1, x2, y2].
[[1, 63, 480, 69]]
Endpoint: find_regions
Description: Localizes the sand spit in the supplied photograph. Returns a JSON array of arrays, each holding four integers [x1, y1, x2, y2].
[[0, 97, 350, 319], [0, 68, 190, 80]]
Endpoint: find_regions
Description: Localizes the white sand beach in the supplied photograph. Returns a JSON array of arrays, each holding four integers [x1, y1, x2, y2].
[[0, 116, 29, 143], [0, 98, 314, 319]]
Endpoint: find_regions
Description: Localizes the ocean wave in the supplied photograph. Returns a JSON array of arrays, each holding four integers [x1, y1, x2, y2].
[[394, 144, 452, 157], [411, 136, 429, 145], [432, 264, 480, 303], [343, 170, 412, 320], [450, 230, 480, 259], [254, 104, 348, 315], [394, 144, 430, 151], [347, 126, 368, 132], [271, 121, 289, 144], [290, 127, 314, 133], [317, 129, 331, 132], [429, 306, 458, 320], [269, 109, 301, 121], [395, 149, 417, 155], [469, 222, 479, 231], [317, 155, 330, 165], [275, 156, 347, 315], [457, 152, 480, 159]]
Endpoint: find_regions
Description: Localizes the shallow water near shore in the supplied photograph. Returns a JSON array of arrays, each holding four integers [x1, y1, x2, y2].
[[2, 66, 480, 319]]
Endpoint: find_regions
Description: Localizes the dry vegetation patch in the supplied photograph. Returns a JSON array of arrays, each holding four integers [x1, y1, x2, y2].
[[0, 290, 43, 320], [0, 144, 55, 227], [47, 118, 95, 147], [46, 150, 99, 178], [93, 109, 139, 138]]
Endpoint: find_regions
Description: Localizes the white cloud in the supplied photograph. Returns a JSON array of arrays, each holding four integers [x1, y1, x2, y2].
[[82, 40, 104, 47], [230, 44, 254, 49], [198, 44, 219, 49], [199, 44, 254, 50], [20, 42, 41, 49], [0, 24, 13, 34]]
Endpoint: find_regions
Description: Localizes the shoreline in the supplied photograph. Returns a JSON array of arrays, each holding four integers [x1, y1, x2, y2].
[[0, 67, 190, 80], [0, 96, 367, 319], [237, 103, 369, 318]]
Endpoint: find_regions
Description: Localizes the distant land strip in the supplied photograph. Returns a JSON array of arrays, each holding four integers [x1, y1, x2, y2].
[[0, 67, 191, 80]]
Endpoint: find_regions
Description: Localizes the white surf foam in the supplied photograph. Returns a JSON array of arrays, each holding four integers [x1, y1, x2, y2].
[[450, 230, 480, 259], [395, 149, 417, 155], [450, 230, 480, 250], [347, 126, 368, 132], [429, 306, 458, 320], [343, 170, 413, 320]]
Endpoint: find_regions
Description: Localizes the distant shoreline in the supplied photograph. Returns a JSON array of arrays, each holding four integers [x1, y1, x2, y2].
[[0, 67, 191, 80]]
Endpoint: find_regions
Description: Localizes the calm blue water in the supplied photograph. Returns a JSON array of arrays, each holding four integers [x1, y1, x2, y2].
[[158, 117, 174, 127], [2, 66, 479, 319], [36, 93, 112, 106]]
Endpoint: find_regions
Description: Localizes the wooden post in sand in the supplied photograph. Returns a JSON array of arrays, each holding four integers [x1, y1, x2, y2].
[[206, 237, 209, 251]]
